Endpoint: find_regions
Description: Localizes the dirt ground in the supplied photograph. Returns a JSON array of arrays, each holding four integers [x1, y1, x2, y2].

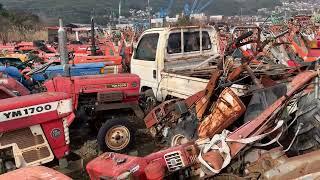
[[66, 128, 156, 179]]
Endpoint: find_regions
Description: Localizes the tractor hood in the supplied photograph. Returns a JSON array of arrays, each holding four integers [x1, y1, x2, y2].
[[33, 62, 106, 81]]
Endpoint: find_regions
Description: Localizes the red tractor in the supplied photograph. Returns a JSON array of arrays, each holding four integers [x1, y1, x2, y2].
[[0, 166, 72, 180], [1, 56, 143, 154], [42, 73, 144, 153], [86, 142, 199, 180], [0, 92, 74, 174]]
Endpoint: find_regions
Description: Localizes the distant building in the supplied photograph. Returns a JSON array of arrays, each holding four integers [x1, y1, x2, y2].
[[209, 15, 224, 22]]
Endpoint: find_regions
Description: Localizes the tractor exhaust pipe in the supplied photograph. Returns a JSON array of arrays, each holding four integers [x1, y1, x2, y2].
[[58, 18, 70, 76], [91, 17, 96, 56]]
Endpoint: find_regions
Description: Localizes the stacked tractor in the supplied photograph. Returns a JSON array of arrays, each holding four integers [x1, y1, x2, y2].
[[3, 15, 320, 180], [0, 18, 143, 174], [0, 71, 142, 174], [85, 24, 320, 179]]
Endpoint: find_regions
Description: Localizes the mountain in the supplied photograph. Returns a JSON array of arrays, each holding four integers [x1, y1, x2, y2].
[[1, 0, 281, 24], [0, 3, 41, 30]]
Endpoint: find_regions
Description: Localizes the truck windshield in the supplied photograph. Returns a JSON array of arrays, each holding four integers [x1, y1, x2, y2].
[[167, 31, 212, 54], [135, 33, 159, 61]]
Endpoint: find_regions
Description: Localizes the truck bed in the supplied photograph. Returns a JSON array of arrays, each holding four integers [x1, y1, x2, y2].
[[163, 55, 219, 79], [165, 62, 293, 79]]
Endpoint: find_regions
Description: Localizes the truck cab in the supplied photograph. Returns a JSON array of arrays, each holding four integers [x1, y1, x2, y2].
[[131, 26, 220, 101]]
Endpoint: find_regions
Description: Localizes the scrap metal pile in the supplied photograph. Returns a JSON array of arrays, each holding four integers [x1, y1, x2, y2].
[[87, 16, 320, 179], [1, 15, 320, 179]]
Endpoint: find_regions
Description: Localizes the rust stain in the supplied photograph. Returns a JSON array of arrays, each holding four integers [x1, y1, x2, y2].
[[201, 71, 317, 173], [198, 87, 246, 139], [195, 70, 221, 119]]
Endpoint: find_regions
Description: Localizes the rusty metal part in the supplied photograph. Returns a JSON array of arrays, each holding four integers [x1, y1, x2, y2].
[[194, 70, 221, 119], [198, 88, 246, 139], [227, 65, 244, 82], [144, 99, 178, 129], [244, 64, 263, 88], [246, 148, 320, 180], [231, 26, 262, 51], [184, 90, 205, 108], [245, 148, 286, 175], [260, 76, 278, 88], [202, 71, 317, 172]]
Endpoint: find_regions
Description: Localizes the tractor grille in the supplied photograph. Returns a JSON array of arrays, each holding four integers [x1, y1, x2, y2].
[[97, 92, 123, 102], [164, 151, 185, 172], [0, 128, 44, 149], [0, 125, 54, 167], [22, 147, 51, 163]]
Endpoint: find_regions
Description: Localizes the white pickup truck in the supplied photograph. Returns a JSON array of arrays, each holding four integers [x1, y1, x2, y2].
[[131, 26, 221, 101]]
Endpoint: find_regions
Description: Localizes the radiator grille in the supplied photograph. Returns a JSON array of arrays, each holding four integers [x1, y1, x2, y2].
[[164, 151, 185, 172], [0, 125, 54, 167], [98, 92, 123, 102], [0, 128, 44, 149], [22, 147, 51, 163]]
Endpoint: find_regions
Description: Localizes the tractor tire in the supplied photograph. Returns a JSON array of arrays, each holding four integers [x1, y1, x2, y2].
[[290, 98, 320, 154], [167, 127, 195, 147], [167, 114, 198, 147], [97, 118, 135, 153]]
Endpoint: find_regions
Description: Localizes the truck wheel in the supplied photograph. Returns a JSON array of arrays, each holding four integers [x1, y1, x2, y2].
[[97, 118, 135, 153]]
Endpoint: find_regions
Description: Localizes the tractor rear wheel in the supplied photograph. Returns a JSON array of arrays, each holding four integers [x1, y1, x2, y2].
[[97, 118, 135, 153]]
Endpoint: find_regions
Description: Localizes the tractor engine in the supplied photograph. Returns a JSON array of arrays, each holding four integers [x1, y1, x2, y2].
[[144, 99, 198, 145], [44, 74, 141, 125], [0, 92, 74, 174], [86, 143, 199, 180]]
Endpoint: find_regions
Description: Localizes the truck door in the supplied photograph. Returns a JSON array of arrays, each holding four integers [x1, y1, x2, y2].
[[131, 33, 159, 91]]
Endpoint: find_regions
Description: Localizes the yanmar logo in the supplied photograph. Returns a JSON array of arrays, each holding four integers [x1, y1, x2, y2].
[[0, 101, 61, 122], [2, 104, 52, 119], [106, 83, 128, 88]]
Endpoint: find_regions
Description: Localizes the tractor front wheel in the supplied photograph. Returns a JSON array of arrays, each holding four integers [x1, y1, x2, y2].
[[97, 118, 135, 153]]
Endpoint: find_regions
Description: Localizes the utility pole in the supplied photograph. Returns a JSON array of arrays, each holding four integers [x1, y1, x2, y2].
[[148, 0, 152, 28], [91, 17, 96, 56], [119, 0, 122, 25], [240, 8, 243, 23]]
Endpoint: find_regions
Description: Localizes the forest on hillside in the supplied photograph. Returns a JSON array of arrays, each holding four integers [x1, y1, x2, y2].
[[1, 0, 281, 24]]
